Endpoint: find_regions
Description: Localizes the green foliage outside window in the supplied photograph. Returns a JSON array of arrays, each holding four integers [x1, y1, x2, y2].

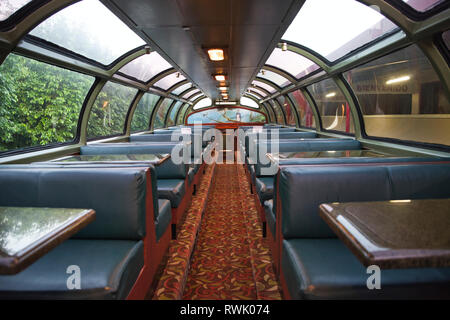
[[0, 54, 94, 152], [130, 93, 160, 132], [87, 81, 137, 138]]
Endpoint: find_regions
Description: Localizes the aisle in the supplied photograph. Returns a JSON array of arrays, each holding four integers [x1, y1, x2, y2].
[[183, 164, 281, 300]]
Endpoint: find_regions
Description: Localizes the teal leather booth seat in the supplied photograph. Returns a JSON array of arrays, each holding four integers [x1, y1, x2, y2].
[[278, 163, 450, 299], [0, 167, 152, 299], [130, 133, 208, 148]]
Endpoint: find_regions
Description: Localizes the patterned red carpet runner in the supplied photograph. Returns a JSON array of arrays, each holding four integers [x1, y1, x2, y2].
[[182, 164, 281, 300]]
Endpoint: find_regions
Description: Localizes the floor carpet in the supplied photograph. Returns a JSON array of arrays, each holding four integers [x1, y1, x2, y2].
[[182, 164, 281, 300]]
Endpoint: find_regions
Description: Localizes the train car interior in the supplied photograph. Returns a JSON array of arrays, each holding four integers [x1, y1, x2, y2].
[[0, 0, 449, 302]]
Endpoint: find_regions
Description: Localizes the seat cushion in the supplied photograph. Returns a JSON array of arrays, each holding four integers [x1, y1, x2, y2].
[[256, 177, 274, 202], [156, 199, 172, 241], [264, 200, 275, 238], [282, 239, 450, 300], [0, 240, 144, 300], [157, 179, 186, 208]]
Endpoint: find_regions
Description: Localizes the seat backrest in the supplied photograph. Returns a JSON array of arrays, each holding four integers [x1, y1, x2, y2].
[[0, 167, 149, 240], [81, 143, 188, 179], [244, 132, 317, 156], [278, 163, 450, 239], [130, 133, 207, 148]]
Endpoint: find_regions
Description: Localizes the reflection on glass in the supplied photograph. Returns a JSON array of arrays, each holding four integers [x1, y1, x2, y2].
[[288, 90, 315, 128], [193, 98, 212, 110], [153, 72, 185, 90], [266, 48, 319, 79], [0, 0, 32, 21], [29, 0, 145, 65], [153, 98, 173, 128], [269, 100, 286, 124], [118, 52, 172, 83], [88, 81, 137, 138], [131, 93, 160, 132], [308, 78, 354, 133], [282, 0, 398, 61], [344, 44, 450, 145], [248, 87, 267, 97], [257, 69, 290, 87], [240, 97, 259, 109], [0, 54, 95, 153], [264, 102, 277, 123], [0, 207, 89, 256], [187, 108, 266, 124], [276, 96, 296, 125], [443, 30, 449, 51], [274, 150, 387, 159]]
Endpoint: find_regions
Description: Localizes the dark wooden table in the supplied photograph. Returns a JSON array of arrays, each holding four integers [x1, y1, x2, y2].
[[319, 199, 450, 269], [0, 207, 95, 274], [47, 153, 170, 166]]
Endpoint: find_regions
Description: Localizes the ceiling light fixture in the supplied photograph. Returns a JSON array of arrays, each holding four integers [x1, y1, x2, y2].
[[281, 42, 287, 51], [207, 48, 225, 61], [219, 86, 228, 91], [144, 45, 151, 54], [214, 75, 226, 81], [325, 92, 336, 98], [386, 75, 411, 85]]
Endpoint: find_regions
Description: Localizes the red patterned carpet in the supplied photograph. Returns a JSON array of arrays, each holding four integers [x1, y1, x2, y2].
[[182, 164, 281, 300]]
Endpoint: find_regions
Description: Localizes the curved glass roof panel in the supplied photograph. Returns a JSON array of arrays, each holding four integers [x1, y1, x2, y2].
[[252, 80, 277, 94], [118, 52, 172, 83], [282, 0, 398, 62], [193, 98, 212, 110], [248, 87, 267, 97], [266, 48, 319, 79], [153, 72, 186, 90], [189, 93, 203, 102], [183, 88, 200, 99], [153, 98, 173, 129], [402, 0, 444, 12], [0, 0, 32, 21], [245, 91, 262, 101], [240, 97, 259, 109], [277, 96, 296, 125], [171, 83, 193, 96], [258, 69, 290, 87]]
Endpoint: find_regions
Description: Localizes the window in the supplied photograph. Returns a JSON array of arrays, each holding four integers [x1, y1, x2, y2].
[[282, 0, 398, 62], [401, 0, 445, 12], [29, 0, 145, 66], [443, 30, 450, 51], [269, 100, 286, 124], [0, 0, 32, 21], [240, 97, 259, 109], [167, 101, 183, 127], [277, 96, 296, 125], [288, 90, 316, 128], [308, 78, 354, 134], [171, 83, 193, 96], [189, 93, 203, 102], [193, 97, 212, 110], [257, 69, 290, 88], [266, 48, 319, 79], [248, 87, 267, 97], [153, 72, 185, 90], [153, 98, 173, 129], [344, 44, 450, 146], [0, 54, 94, 153], [245, 91, 263, 101], [183, 89, 200, 99], [87, 82, 137, 138], [252, 80, 277, 94], [177, 104, 190, 124], [130, 93, 159, 132], [187, 108, 266, 124], [118, 52, 172, 83]]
